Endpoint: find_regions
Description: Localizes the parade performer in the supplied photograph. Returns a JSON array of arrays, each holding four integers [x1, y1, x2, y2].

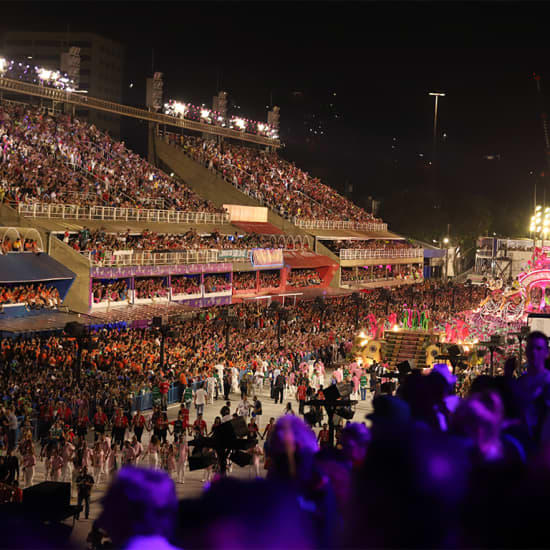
[[421, 310, 429, 331], [411, 309, 419, 330]]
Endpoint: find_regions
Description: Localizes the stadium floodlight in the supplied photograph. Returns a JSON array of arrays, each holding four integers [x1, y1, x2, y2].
[[173, 101, 187, 116], [38, 68, 53, 81]]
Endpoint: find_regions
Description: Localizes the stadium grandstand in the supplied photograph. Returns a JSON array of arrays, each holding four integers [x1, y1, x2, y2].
[[0, 55, 428, 329]]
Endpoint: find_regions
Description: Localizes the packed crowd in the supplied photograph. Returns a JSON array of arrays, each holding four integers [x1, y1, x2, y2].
[[324, 238, 419, 253], [203, 274, 231, 293], [0, 283, 61, 308], [341, 264, 422, 283], [61, 228, 284, 256], [171, 276, 201, 296], [287, 268, 322, 287], [167, 132, 383, 224], [1, 236, 40, 254], [0, 282, 495, 546], [232, 271, 256, 291], [4, 326, 550, 548], [90, 271, 287, 304], [0, 102, 222, 212], [135, 278, 168, 300], [92, 280, 129, 304], [259, 270, 280, 288]]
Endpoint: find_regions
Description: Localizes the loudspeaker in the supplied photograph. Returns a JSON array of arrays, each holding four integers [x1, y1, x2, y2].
[[448, 345, 461, 357], [230, 416, 248, 438], [230, 450, 252, 467], [234, 437, 257, 451], [324, 384, 340, 402], [23, 482, 71, 521], [213, 421, 234, 446], [188, 455, 215, 471], [336, 407, 355, 420], [64, 322, 86, 338], [336, 381, 352, 399], [152, 316, 163, 327], [304, 411, 317, 426], [397, 361, 412, 376], [212, 416, 248, 446]]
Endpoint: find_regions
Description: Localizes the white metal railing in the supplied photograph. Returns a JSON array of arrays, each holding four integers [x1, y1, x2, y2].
[[17, 203, 230, 224], [82, 249, 221, 266], [339, 248, 424, 260], [295, 219, 388, 232], [81, 246, 287, 266]]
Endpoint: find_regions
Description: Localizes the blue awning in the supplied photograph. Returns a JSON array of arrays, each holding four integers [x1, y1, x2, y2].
[[0, 252, 75, 283]]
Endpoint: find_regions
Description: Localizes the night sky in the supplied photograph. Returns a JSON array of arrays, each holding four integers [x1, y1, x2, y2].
[[2, 1, 550, 246]]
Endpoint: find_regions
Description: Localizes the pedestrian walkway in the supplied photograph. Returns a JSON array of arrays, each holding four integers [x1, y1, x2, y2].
[[23, 381, 373, 547]]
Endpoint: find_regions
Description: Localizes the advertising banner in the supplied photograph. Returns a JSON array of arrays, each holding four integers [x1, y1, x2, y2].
[[218, 250, 249, 261], [252, 249, 284, 267]]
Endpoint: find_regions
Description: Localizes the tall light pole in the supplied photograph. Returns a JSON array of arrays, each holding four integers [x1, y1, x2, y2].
[[429, 92, 445, 192], [443, 237, 450, 281]]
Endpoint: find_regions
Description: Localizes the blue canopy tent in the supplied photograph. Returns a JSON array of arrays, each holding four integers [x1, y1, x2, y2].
[[0, 252, 76, 300]]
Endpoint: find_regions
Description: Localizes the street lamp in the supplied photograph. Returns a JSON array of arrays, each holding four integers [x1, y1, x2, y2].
[[218, 307, 240, 350], [443, 237, 450, 281], [64, 321, 92, 385], [313, 296, 332, 332], [429, 92, 445, 191], [530, 205, 550, 248], [351, 292, 362, 328]]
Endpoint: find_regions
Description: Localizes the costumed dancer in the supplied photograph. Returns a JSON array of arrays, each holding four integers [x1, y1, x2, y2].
[[91, 441, 105, 485], [402, 307, 409, 329], [22, 446, 36, 488], [411, 309, 419, 330], [176, 434, 188, 484], [421, 310, 430, 331]]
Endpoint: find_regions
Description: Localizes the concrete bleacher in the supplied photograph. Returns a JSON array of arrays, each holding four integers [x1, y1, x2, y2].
[[1, 101, 421, 323], [154, 136, 309, 238]]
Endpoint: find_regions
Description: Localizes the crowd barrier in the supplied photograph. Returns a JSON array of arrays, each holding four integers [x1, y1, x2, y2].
[[14, 383, 182, 446]]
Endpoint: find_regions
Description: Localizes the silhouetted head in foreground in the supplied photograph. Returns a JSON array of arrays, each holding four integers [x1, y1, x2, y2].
[[97, 466, 178, 550]]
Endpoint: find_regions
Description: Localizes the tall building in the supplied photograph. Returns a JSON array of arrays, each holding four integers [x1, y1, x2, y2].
[[1, 31, 124, 138]]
